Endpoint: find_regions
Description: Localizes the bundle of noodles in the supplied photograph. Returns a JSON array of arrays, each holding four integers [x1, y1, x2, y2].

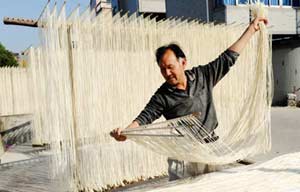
[[27, 1, 272, 191]]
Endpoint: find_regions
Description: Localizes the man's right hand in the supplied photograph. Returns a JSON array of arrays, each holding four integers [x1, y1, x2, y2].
[[110, 121, 140, 142], [110, 128, 127, 142]]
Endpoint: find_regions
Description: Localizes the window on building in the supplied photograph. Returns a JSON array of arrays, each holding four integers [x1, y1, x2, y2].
[[282, 0, 292, 5], [224, 0, 236, 5], [238, 0, 248, 4], [293, 0, 300, 6], [217, 0, 296, 6], [261, 0, 269, 5], [269, 0, 279, 5], [215, 0, 224, 7]]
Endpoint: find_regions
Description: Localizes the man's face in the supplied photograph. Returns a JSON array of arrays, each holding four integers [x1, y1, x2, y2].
[[159, 49, 186, 86]]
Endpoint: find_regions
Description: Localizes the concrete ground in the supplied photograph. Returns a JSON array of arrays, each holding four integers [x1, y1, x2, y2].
[[0, 107, 299, 191], [0, 143, 67, 192], [253, 107, 300, 162], [115, 107, 300, 191]]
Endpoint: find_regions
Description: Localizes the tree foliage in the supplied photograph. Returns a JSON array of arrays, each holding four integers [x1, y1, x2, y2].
[[0, 43, 18, 67]]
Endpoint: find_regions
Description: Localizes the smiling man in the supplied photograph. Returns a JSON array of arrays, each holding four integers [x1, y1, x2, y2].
[[111, 17, 268, 180]]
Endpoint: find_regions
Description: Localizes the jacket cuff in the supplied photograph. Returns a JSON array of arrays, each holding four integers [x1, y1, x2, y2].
[[134, 117, 146, 126], [225, 49, 240, 62]]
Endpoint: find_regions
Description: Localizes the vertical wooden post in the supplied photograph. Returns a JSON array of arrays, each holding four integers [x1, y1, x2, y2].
[[67, 26, 80, 190]]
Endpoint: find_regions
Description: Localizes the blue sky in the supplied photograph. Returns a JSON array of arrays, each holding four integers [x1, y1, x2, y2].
[[0, 0, 90, 53]]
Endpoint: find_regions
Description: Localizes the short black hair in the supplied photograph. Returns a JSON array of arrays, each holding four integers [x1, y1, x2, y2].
[[155, 43, 186, 65]]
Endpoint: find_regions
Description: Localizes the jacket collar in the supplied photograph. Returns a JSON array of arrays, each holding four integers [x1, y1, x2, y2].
[[165, 70, 195, 92]]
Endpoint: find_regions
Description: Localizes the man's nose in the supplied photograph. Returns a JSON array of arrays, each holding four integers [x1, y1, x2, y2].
[[166, 69, 171, 76]]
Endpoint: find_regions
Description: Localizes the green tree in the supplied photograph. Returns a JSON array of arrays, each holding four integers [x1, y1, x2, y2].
[[0, 43, 18, 67]]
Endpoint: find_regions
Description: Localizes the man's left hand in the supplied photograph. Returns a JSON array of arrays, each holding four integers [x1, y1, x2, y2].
[[251, 17, 268, 32]]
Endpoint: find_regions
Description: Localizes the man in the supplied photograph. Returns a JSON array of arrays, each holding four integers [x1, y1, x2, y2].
[[111, 17, 268, 180]]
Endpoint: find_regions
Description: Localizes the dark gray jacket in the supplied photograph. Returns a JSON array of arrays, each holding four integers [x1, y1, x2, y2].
[[135, 49, 239, 134]]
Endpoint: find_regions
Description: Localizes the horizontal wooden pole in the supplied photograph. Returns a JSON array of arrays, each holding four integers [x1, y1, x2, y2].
[[3, 17, 38, 28]]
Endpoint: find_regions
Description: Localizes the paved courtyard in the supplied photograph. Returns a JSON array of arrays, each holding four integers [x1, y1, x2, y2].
[[0, 107, 299, 192]]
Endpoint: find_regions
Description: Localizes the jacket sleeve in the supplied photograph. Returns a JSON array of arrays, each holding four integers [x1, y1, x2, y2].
[[134, 93, 165, 125], [200, 49, 240, 87]]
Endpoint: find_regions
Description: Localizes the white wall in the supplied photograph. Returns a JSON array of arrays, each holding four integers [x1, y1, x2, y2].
[[226, 6, 250, 24], [268, 7, 296, 34], [139, 0, 166, 13]]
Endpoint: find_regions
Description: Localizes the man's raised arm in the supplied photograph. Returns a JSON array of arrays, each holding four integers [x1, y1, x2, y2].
[[228, 17, 268, 54]]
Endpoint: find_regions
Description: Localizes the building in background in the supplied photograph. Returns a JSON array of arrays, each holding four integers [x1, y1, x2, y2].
[[91, 0, 166, 20], [90, 0, 112, 14], [11, 52, 28, 67], [90, 0, 300, 105], [167, 0, 300, 105]]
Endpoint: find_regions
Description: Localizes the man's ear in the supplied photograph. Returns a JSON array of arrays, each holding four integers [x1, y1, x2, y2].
[[180, 58, 187, 68]]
